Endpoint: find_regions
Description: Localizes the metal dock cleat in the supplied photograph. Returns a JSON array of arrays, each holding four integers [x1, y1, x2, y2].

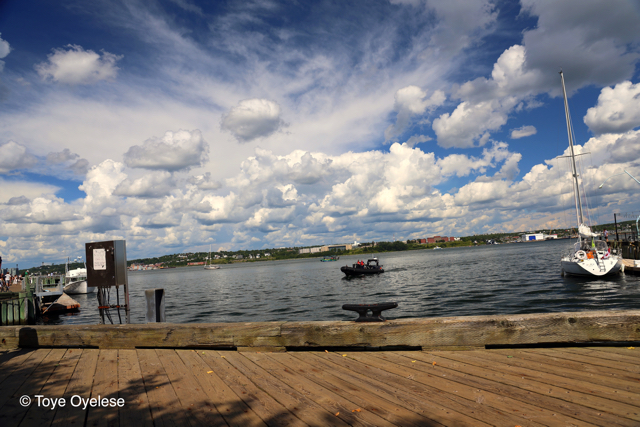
[[342, 302, 398, 322]]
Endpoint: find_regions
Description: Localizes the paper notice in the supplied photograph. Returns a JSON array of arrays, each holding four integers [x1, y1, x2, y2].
[[93, 248, 107, 270]]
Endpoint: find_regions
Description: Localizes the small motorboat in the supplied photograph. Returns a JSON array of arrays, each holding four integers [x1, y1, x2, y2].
[[321, 255, 339, 262], [340, 258, 384, 277]]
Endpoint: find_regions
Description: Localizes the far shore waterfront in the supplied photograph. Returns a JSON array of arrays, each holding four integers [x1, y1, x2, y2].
[[8, 219, 637, 276]]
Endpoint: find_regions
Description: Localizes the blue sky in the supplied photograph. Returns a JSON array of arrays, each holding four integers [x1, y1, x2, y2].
[[1, 0, 639, 268]]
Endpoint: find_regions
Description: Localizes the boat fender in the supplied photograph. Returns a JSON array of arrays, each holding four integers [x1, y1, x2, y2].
[[575, 250, 586, 260]]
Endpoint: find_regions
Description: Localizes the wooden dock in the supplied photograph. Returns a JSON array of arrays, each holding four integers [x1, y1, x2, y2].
[[622, 258, 640, 274], [1, 346, 639, 426]]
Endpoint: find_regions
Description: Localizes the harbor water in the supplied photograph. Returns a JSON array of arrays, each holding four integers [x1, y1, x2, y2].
[[42, 239, 640, 325]]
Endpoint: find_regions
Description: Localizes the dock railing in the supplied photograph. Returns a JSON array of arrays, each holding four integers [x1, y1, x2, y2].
[[0, 281, 36, 326]]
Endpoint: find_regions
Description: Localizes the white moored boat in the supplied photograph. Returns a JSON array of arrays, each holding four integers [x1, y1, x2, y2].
[[204, 245, 220, 270], [558, 71, 621, 277], [63, 267, 97, 294]]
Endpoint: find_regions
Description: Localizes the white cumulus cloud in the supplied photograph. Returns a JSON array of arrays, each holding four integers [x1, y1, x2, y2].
[[114, 171, 176, 198], [510, 125, 537, 139], [35, 45, 122, 85], [188, 172, 222, 190], [385, 85, 445, 142], [124, 129, 209, 172], [432, 99, 516, 148], [0, 33, 10, 71], [0, 33, 10, 58], [584, 81, 640, 135], [0, 141, 37, 173], [221, 99, 284, 142], [0, 178, 58, 205]]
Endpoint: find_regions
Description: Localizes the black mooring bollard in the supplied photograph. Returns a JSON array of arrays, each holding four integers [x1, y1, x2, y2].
[[342, 302, 398, 322]]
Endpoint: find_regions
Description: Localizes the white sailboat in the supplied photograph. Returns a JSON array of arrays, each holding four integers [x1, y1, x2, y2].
[[204, 245, 220, 270], [558, 71, 622, 277]]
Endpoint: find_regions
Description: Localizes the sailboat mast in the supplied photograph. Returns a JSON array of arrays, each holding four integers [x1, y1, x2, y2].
[[559, 70, 584, 226]]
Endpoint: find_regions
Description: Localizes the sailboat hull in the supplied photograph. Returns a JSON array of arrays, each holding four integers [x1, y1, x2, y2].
[[561, 258, 622, 277]]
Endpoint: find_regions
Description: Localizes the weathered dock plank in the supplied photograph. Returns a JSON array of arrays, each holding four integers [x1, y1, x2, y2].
[[3, 310, 640, 350], [559, 346, 640, 365], [265, 351, 466, 427], [581, 346, 640, 359], [532, 348, 640, 378], [19, 349, 83, 427], [0, 348, 66, 427], [340, 350, 569, 426], [0, 349, 33, 384], [415, 350, 639, 426], [2, 347, 639, 427], [0, 349, 52, 409], [245, 351, 403, 427], [156, 349, 227, 427], [223, 351, 351, 427], [300, 351, 518, 426], [422, 349, 639, 408], [175, 350, 266, 427], [86, 349, 119, 427], [50, 349, 100, 427], [117, 349, 154, 427], [479, 348, 640, 394], [199, 350, 307, 426], [136, 349, 185, 427]]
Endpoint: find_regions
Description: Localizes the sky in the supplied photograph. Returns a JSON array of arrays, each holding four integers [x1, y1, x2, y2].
[[1, 0, 640, 268]]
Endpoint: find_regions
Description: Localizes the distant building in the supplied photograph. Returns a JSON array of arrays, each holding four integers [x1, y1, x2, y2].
[[522, 233, 544, 241], [298, 247, 323, 254], [321, 244, 353, 252], [418, 238, 426, 244]]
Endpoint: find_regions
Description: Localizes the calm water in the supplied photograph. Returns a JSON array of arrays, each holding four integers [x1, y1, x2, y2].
[[45, 239, 640, 325]]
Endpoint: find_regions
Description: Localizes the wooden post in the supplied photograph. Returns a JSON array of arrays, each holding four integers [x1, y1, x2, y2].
[[1, 301, 6, 326], [25, 280, 35, 324], [13, 299, 19, 325], [614, 213, 619, 242], [19, 292, 27, 325], [7, 300, 13, 325]]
